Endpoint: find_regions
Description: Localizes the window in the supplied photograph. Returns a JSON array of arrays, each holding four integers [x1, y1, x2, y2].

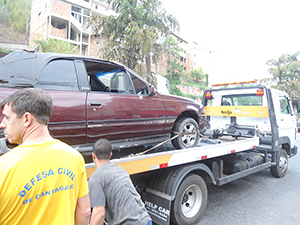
[[279, 96, 291, 114], [222, 94, 262, 106], [108, 71, 134, 94], [36, 60, 79, 91], [129, 72, 148, 95], [85, 61, 134, 94], [71, 6, 82, 23]]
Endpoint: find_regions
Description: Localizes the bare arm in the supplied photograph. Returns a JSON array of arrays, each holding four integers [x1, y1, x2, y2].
[[75, 194, 91, 225], [90, 206, 106, 225]]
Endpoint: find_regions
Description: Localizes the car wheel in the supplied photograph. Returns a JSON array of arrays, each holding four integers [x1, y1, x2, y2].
[[172, 117, 199, 149]]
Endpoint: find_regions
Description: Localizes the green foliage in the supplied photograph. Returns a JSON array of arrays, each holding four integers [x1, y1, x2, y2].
[[190, 68, 206, 84], [163, 36, 208, 100], [0, 48, 12, 53], [262, 51, 300, 98], [33, 39, 77, 54], [88, 0, 179, 83], [0, 0, 31, 34]]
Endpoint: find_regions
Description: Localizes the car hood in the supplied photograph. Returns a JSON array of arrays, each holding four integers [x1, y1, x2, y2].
[[159, 93, 205, 114]]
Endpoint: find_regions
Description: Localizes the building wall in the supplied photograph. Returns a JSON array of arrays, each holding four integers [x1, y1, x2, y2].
[[29, 0, 49, 48], [90, 35, 104, 58], [52, 0, 70, 17], [50, 25, 67, 39]]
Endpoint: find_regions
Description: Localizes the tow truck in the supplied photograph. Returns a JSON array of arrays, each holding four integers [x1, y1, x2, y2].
[[86, 80, 299, 225]]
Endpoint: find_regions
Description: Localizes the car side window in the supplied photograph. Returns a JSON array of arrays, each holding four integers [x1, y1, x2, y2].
[[129, 72, 148, 95], [84, 61, 135, 94], [36, 60, 79, 91]]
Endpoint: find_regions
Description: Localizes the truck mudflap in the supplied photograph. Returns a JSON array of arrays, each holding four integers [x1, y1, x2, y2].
[[142, 188, 172, 225]]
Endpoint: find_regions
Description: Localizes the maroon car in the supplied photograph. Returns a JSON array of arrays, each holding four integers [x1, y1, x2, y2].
[[0, 50, 205, 161]]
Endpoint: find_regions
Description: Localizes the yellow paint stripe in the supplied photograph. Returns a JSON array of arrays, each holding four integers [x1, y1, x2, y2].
[[205, 106, 269, 118], [85, 154, 173, 178], [116, 154, 172, 175], [86, 167, 96, 179]]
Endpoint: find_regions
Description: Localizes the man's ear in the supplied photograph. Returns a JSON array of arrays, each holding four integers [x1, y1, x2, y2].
[[92, 152, 96, 161], [109, 152, 113, 159], [23, 112, 33, 128]]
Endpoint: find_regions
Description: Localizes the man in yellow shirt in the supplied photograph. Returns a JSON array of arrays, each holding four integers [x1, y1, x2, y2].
[[0, 88, 90, 225]]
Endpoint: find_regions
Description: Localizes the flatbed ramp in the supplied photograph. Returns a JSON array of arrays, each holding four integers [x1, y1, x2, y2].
[[85, 137, 259, 177]]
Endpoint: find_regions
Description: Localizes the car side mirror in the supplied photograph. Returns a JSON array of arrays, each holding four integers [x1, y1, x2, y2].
[[148, 85, 156, 96]]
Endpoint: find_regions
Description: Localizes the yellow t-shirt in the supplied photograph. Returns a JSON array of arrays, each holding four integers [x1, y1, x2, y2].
[[0, 140, 89, 225]]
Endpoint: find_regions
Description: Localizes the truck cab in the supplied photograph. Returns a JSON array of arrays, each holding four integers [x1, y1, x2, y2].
[[202, 80, 298, 159]]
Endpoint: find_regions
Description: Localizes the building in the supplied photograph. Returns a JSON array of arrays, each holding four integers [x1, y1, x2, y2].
[[29, 0, 115, 57], [29, 0, 215, 88], [188, 42, 216, 82], [156, 33, 193, 76]]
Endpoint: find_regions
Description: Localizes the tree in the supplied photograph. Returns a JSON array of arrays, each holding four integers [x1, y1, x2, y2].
[[162, 36, 185, 96], [33, 39, 77, 54], [88, 0, 179, 83], [262, 51, 300, 98], [190, 68, 207, 84]]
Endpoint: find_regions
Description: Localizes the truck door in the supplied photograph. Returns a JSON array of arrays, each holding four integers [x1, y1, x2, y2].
[[273, 93, 296, 144]]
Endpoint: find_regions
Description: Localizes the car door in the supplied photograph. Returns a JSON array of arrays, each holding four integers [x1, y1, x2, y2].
[[84, 61, 166, 143], [35, 59, 87, 145]]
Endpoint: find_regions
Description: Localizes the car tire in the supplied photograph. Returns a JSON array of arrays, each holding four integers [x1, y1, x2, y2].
[[172, 117, 200, 149]]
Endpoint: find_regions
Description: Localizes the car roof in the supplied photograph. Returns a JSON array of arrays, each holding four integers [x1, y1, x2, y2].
[[0, 50, 123, 87]]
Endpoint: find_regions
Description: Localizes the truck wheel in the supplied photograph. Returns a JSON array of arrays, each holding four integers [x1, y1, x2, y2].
[[270, 149, 288, 178], [171, 174, 207, 225], [171, 118, 199, 149]]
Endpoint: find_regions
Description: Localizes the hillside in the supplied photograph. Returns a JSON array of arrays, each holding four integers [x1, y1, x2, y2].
[[0, 21, 27, 43]]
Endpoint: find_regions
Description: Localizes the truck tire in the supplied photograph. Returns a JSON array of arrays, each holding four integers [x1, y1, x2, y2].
[[171, 174, 207, 225], [171, 117, 200, 149], [270, 149, 288, 178]]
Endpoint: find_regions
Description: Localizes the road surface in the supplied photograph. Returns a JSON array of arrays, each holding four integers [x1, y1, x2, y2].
[[197, 138, 300, 225]]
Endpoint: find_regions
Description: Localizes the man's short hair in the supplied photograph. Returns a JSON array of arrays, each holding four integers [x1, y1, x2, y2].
[[93, 139, 112, 160], [1, 88, 53, 125]]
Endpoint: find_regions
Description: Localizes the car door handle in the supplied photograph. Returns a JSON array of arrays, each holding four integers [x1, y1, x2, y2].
[[90, 102, 102, 106]]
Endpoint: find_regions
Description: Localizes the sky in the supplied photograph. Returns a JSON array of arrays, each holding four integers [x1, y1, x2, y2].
[[160, 0, 300, 84]]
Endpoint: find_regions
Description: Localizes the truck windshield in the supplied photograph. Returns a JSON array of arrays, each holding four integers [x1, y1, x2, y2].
[[222, 94, 262, 106]]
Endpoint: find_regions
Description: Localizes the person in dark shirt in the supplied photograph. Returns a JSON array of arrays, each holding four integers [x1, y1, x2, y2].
[[88, 138, 152, 225]]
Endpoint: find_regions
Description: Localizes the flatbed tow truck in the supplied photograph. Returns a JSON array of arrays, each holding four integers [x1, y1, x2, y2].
[[85, 80, 299, 225]]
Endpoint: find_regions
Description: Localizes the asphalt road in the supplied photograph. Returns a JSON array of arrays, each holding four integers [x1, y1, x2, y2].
[[197, 141, 300, 225]]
